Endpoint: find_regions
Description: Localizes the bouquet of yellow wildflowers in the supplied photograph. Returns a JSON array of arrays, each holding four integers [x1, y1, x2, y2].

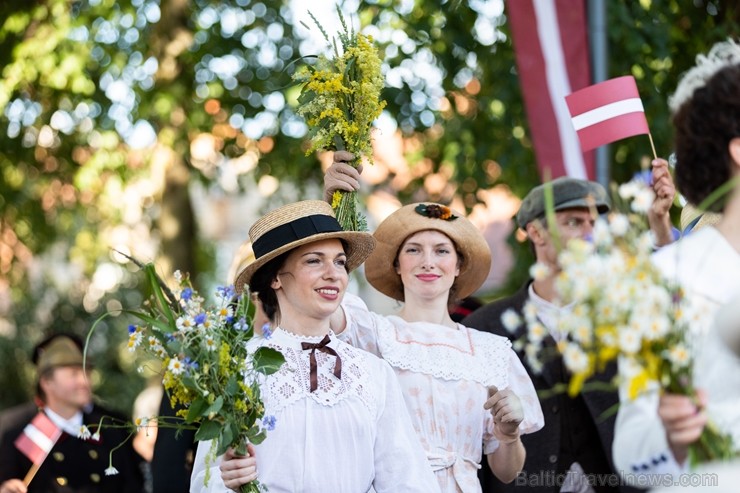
[[502, 177, 734, 466], [293, 8, 386, 231], [119, 259, 285, 493]]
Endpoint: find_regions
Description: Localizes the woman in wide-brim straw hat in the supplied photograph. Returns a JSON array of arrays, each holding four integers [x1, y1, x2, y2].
[[190, 200, 439, 493], [325, 155, 544, 492]]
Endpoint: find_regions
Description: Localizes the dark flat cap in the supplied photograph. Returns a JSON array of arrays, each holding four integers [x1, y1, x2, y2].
[[516, 177, 610, 229]]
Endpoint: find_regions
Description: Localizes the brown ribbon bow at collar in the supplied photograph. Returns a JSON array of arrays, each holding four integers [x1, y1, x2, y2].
[[301, 334, 342, 392]]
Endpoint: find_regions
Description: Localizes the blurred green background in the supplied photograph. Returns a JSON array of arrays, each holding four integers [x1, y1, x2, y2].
[[1, 0, 737, 414]]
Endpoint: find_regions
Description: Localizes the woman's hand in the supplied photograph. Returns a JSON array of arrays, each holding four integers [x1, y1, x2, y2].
[[485, 385, 524, 443], [323, 151, 362, 203], [219, 443, 258, 492], [648, 158, 677, 247], [658, 390, 708, 464]]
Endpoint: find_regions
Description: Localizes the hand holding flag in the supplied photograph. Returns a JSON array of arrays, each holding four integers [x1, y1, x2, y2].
[[13, 411, 62, 486], [565, 75, 656, 157]]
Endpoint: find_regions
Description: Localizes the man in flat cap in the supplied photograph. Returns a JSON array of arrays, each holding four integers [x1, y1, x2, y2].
[[0, 333, 143, 493], [464, 172, 675, 493]]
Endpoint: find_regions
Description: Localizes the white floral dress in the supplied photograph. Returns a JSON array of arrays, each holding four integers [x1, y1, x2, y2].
[[339, 293, 544, 493]]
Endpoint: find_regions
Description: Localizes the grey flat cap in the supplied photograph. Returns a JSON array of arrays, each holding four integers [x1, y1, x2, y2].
[[516, 177, 610, 229]]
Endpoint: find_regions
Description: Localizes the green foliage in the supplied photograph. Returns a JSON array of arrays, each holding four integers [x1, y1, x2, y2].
[[0, 0, 738, 413]]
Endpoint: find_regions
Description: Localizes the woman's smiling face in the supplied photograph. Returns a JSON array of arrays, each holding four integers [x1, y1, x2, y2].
[[272, 238, 349, 323], [396, 230, 460, 301]]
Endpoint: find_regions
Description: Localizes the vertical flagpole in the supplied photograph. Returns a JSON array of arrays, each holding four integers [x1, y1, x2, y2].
[[589, 0, 609, 187], [647, 132, 658, 161]]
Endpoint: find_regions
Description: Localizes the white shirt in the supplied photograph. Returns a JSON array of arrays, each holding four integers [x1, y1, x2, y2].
[[527, 283, 574, 343], [190, 328, 439, 493], [44, 407, 83, 437]]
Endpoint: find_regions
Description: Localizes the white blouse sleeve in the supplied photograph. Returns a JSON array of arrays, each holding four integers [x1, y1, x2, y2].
[[483, 349, 544, 455], [612, 389, 686, 484], [337, 292, 384, 357], [371, 359, 442, 493], [507, 348, 544, 435], [190, 440, 227, 492]]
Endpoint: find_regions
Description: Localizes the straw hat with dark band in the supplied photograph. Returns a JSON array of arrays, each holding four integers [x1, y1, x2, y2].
[[365, 203, 491, 302], [233, 200, 376, 292]]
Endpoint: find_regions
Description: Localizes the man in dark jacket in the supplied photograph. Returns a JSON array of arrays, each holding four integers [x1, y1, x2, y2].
[[0, 333, 143, 493], [464, 177, 645, 493]]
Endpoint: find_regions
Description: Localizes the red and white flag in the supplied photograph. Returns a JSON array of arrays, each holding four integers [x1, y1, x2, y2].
[[565, 75, 650, 152], [507, 0, 594, 180], [14, 412, 62, 465]]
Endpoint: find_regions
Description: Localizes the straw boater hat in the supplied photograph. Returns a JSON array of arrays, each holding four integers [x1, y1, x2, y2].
[[365, 203, 491, 302], [233, 200, 376, 293], [679, 202, 722, 234]]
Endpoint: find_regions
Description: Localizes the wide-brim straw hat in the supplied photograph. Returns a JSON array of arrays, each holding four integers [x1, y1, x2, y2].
[[679, 203, 722, 234], [365, 203, 491, 302], [233, 200, 376, 293]]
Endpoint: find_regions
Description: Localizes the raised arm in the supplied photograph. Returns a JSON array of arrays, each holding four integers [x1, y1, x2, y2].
[[323, 150, 362, 203], [648, 158, 677, 247]]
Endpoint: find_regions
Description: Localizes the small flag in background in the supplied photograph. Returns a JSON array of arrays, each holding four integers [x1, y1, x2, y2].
[[565, 75, 650, 152], [14, 412, 62, 465]]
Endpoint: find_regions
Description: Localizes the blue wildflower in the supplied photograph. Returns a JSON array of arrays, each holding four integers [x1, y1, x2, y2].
[[225, 315, 235, 325], [262, 415, 277, 431], [632, 169, 653, 186], [128, 325, 137, 334], [194, 313, 207, 326], [184, 357, 199, 373], [234, 317, 248, 332], [216, 285, 236, 300], [262, 324, 273, 339], [181, 288, 193, 301]]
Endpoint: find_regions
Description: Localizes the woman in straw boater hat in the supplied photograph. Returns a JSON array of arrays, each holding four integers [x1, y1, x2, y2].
[[324, 157, 544, 492], [189, 200, 439, 493], [612, 38, 740, 482]]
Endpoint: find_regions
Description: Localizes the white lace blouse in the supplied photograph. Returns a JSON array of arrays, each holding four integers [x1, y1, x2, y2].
[[339, 293, 544, 493], [190, 328, 440, 493]]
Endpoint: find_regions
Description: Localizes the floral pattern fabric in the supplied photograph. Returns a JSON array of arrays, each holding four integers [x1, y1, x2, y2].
[[339, 293, 544, 493]]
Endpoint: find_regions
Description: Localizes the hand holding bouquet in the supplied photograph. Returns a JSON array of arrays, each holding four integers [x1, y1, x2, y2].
[[293, 8, 386, 231], [504, 177, 735, 466], [119, 258, 285, 492]]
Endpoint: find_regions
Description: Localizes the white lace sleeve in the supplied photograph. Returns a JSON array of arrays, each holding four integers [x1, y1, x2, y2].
[[337, 292, 384, 357]]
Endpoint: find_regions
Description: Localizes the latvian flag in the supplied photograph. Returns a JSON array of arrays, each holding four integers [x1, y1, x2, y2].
[[14, 412, 62, 465], [565, 75, 650, 152]]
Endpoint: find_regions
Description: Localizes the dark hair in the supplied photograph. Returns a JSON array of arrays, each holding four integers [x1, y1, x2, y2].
[[249, 239, 351, 321], [673, 64, 740, 212], [249, 251, 291, 322]]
